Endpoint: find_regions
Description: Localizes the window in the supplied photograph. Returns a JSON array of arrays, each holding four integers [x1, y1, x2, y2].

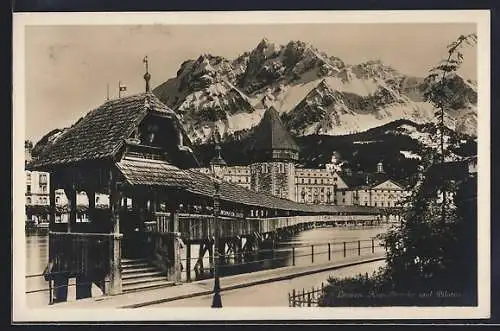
[[26, 197, 31, 204], [334, 177, 337, 182], [314, 179, 317, 184], [301, 178, 304, 184], [320, 179, 324, 184], [39, 173, 47, 184], [308, 179, 311, 184], [40, 184, 47, 193], [364, 202, 368, 206], [26, 173, 31, 181], [55, 196, 60, 204], [342, 198, 345, 203], [342, 191, 345, 195], [26, 185, 31, 194], [374, 202, 377, 206]]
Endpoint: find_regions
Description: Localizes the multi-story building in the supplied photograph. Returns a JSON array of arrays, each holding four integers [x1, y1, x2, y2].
[[190, 107, 411, 209], [25, 170, 50, 209], [25, 142, 50, 222], [25, 141, 110, 223], [195, 165, 251, 190]]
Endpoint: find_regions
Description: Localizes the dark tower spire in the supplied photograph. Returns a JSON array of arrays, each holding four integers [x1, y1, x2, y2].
[[143, 56, 151, 93]]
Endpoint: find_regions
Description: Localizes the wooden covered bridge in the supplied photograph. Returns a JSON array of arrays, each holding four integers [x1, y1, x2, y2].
[[28, 86, 381, 302]]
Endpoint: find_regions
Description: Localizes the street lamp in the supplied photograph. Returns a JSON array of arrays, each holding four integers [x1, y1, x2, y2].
[[333, 184, 338, 205], [210, 143, 226, 308]]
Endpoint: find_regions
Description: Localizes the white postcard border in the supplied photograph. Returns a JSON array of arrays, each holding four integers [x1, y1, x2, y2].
[[12, 10, 491, 322]]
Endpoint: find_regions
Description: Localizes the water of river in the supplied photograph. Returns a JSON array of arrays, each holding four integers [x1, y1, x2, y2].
[[24, 225, 389, 307]]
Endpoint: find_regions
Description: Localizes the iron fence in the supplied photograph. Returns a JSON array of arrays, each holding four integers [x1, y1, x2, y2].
[[178, 238, 384, 281], [289, 283, 325, 307]]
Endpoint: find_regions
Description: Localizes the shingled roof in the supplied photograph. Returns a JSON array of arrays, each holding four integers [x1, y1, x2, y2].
[[116, 156, 192, 188], [185, 169, 378, 214], [28, 93, 181, 170], [248, 107, 299, 152]]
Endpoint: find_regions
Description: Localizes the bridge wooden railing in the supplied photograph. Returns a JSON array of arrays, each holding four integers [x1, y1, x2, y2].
[[149, 213, 380, 241], [47, 232, 113, 279]]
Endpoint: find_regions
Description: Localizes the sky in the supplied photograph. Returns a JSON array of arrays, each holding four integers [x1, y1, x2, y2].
[[24, 23, 477, 144]]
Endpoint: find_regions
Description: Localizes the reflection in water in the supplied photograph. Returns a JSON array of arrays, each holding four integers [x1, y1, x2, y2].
[[180, 225, 389, 278]]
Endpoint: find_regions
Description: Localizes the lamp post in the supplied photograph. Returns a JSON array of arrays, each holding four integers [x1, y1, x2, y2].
[[333, 184, 338, 205], [210, 143, 226, 308]]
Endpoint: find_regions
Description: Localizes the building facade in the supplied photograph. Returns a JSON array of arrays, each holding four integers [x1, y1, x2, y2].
[[247, 107, 299, 201], [190, 108, 411, 208], [25, 170, 50, 208], [25, 142, 110, 223]]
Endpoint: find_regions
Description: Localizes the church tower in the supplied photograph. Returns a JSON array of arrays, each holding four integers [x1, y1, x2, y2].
[[247, 107, 299, 201]]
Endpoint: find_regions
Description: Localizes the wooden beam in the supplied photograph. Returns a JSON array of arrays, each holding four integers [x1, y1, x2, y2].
[[108, 169, 122, 235], [168, 190, 179, 233], [49, 173, 57, 232], [107, 167, 123, 295], [186, 240, 191, 282], [64, 184, 77, 233]]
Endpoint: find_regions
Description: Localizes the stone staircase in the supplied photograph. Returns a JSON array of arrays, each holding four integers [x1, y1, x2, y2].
[[121, 258, 175, 293]]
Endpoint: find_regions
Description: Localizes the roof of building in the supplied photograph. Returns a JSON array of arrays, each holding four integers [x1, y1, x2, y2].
[[185, 168, 379, 214], [336, 171, 406, 190], [116, 156, 192, 188], [28, 93, 193, 170], [247, 107, 299, 153]]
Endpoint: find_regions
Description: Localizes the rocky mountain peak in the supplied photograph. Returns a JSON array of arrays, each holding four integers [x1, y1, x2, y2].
[[153, 37, 477, 143]]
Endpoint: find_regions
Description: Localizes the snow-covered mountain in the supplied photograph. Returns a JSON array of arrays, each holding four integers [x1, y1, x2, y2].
[[151, 38, 477, 143]]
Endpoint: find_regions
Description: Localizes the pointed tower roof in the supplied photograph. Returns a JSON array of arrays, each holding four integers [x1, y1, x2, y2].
[[249, 106, 299, 153]]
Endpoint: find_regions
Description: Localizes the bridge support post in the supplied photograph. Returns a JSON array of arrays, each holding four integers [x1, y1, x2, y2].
[[234, 237, 242, 265], [167, 196, 181, 283], [186, 240, 191, 282], [107, 169, 122, 296], [194, 242, 208, 280], [167, 232, 182, 283]]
